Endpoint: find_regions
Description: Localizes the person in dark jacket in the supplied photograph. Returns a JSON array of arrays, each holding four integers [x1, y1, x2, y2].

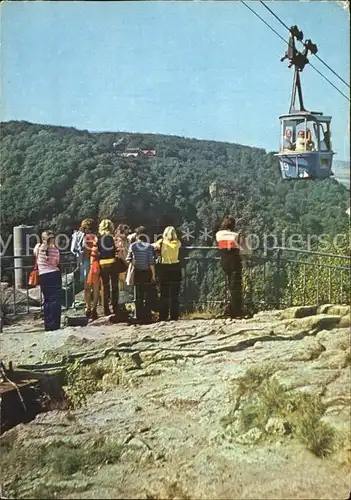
[[215, 216, 244, 318], [91, 219, 118, 317], [126, 226, 156, 324]]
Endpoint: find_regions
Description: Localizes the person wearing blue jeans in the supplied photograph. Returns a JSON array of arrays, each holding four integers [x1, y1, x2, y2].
[[40, 270, 62, 331], [34, 230, 62, 331]]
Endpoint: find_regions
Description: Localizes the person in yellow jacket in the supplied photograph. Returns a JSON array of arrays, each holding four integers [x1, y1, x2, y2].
[[153, 226, 182, 321]]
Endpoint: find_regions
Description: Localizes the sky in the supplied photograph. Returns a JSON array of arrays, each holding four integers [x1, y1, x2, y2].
[[1, 1, 350, 160]]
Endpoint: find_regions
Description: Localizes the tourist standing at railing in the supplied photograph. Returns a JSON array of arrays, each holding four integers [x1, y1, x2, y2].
[[114, 224, 130, 262], [90, 219, 119, 317], [34, 231, 61, 331], [126, 226, 156, 324], [215, 216, 244, 319], [114, 224, 130, 275], [114, 224, 132, 302], [153, 226, 182, 321], [70, 218, 99, 319]]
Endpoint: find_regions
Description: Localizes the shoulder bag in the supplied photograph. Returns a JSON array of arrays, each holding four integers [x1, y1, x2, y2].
[[28, 255, 39, 287]]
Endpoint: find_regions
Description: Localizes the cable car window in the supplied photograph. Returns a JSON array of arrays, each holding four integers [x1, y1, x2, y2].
[[318, 122, 330, 151], [281, 118, 300, 151], [295, 120, 317, 152], [282, 124, 294, 151]]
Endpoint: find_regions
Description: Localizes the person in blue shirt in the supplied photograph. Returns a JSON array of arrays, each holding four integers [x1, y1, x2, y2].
[[126, 226, 156, 324]]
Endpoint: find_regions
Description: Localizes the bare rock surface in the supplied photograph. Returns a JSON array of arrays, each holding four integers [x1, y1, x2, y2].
[[1, 305, 350, 499]]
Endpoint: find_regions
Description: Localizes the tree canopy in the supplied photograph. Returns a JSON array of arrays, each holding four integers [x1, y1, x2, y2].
[[1, 120, 349, 249]]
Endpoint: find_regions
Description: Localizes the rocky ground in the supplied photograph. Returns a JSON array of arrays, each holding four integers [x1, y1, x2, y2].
[[0, 305, 350, 499]]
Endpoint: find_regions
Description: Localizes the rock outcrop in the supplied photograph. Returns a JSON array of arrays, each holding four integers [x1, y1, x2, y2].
[[1, 305, 350, 499]]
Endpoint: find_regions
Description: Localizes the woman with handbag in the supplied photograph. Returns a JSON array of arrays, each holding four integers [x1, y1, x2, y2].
[[153, 226, 182, 321], [33, 230, 61, 331]]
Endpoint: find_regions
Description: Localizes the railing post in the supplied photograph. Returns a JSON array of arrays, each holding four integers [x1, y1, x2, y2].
[[328, 268, 332, 303], [65, 265, 68, 310], [340, 271, 343, 304], [72, 263, 76, 310], [275, 248, 282, 309], [183, 261, 187, 315], [13, 225, 35, 289], [302, 263, 306, 305]]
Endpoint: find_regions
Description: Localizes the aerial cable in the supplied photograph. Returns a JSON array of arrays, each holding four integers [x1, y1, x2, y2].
[[240, 0, 350, 102], [259, 0, 350, 89], [308, 61, 350, 101], [240, 0, 287, 45]]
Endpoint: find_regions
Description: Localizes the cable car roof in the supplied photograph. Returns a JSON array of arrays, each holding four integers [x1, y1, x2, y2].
[[279, 112, 332, 122]]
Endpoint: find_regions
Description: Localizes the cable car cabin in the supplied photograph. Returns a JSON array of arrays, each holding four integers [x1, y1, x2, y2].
[[276, 112, 334, 180], [274, 26, 336, 180]]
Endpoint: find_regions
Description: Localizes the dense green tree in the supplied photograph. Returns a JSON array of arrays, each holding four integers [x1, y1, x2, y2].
[[1, 120, 349, 309]]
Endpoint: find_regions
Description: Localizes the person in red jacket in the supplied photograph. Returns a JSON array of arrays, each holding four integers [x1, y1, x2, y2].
[[72, 218, 99, 320]]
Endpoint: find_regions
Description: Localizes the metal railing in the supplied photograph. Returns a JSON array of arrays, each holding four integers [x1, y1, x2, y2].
[[1, 247, 350, 319], [272, 246, 351, 309]]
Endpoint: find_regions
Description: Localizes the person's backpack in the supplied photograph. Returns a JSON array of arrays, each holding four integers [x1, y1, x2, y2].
[[70, 230, 85, 258]]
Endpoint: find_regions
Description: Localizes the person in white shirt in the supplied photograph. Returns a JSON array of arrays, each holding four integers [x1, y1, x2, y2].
[[295, 129, 315, 152]]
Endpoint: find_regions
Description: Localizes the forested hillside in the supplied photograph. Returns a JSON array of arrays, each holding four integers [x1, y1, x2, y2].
[[0, 120, 349, 249], [333, 160, 350, 189]]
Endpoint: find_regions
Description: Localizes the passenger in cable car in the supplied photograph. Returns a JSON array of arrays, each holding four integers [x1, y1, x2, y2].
[[294, 129, 314, 152], [305, 128, 315, 151], [295, 130, 306, 151], [283, 128, 294, 150]]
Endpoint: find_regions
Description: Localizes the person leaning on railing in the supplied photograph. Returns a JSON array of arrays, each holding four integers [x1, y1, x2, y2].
[[71, 218, 99, 319], [34, 230, 61, 331], [215, 216, 244, 319], [153, 226, 182, 321], [90, 219, 119, 318], [114, 224, 131, 290], [126, 226, 156, 324]]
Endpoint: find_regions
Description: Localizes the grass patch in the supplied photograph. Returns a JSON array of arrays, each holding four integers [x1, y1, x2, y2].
[[297, 415, 335, 457], [225, 365, 339, 458], [0, 434, 123, 498], [62, 357, 128, 408], [0, 291, 13, 325], [234, 365, 277, 398], [181, 310, 216, 320], [51, 445, 83, 476], [147, 480, 191, 500], [181, 302, 229, 319]]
